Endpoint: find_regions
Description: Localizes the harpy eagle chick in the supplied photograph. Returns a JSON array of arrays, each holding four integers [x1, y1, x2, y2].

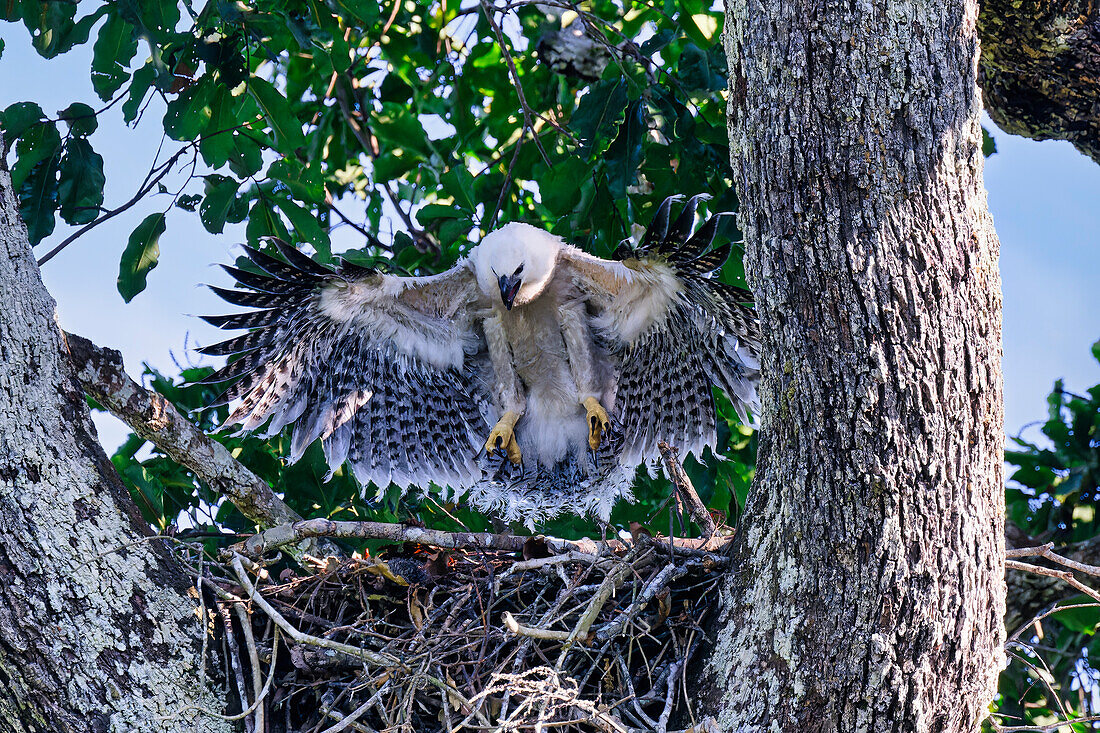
[[199, 196, 761, 527]]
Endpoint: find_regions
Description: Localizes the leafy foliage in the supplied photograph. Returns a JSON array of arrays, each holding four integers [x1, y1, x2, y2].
[[3, 0, 751, 541], [1006, 341, 1100, 543], [990, 341, 1100, 731]]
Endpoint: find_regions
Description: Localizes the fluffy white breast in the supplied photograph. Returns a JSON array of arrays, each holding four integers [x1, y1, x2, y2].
[[471, 222, 563, 306]]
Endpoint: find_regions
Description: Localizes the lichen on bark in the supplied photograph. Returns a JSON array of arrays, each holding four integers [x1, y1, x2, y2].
[[703, 0, 1006, 729], [0, 143, 231, 732]]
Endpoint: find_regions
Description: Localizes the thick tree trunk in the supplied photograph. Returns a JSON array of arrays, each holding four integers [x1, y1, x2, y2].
[[0, 145, 230, 730], [979, 0, 1100, 163], [705, 0, 1005, 730]]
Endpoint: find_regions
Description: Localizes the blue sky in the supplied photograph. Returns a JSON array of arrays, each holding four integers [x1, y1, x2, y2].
[[2, 29, 1097, 453]]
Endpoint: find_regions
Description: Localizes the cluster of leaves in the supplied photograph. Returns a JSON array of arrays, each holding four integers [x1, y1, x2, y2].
[[991, 341, 1100, 730], [2, 0, 741, 295], [1006, 342, 1100, 543], [2, 0, 752, 540]]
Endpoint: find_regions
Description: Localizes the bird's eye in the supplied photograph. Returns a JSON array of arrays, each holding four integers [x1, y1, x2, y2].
[[514, 264, 524, 275]]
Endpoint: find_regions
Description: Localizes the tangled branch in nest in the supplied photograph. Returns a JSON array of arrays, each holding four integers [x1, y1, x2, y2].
[[191, 530, 731, 732]]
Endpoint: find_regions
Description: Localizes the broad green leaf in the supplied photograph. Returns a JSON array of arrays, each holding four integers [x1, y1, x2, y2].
[[679, 8, 720, 46], [0, 101, 46, 141], [11, 121, 62, 191], [274, 197, 330, 257], [541, 157, 593, 214], [371, 102, 430, 158], [269, 158, 325, 203], [245, 198, 291, 246], [606, 101, 646, 197], [1054, 601, 1100, 635], [441, 165, 477, 212], [163, 77, 216, 141], [118, 212, 166, 302], [982, 127, 997, 157], [416, 203, 460, 224], [228, 132, 264, 178], [59, 102, 98, 136], [199, 175, 240, 234], [570, 78, 628, 157], [122, 61, 157, 123], [57, 139, 105, 225], [201, 85, 243, 169], [17, 160, 60, 245], [91, 14, 138, 101], [248, 77, 305, 154]]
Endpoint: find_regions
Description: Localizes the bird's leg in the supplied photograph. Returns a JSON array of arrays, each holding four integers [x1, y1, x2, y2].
[[582, 396, 611, 451], [485, 410, 522, 465]]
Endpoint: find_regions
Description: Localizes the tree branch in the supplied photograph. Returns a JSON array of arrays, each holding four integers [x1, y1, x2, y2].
[[658, 442, 718, 539], [61, 332, 333, 560], [978, 0, 1100, 163]]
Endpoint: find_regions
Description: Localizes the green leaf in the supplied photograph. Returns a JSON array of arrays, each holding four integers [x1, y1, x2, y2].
[[570, 78, 628, 157], [441, 165, 477, 212], [1, 102, 46, 142], [118, 212, 166, 302], [1054, 601, 1100, 634], [248, 77, 305, 154], [11, 121, 62, 191], [605, 101, 646, 197], [17, 160, 60, 245], [1092, 339, 1100, 365], [269, 158, 325, 203], [541, 158, 593, 214], [199, 175, 240, 234], [327, 0, 380, 22], [245, 198, 291, 247], [416, 203, 460, 224], [228, 133, 264, 178], [59, 102, 98, 137], [91, 13, 138, 101], [122, 61, 157, 123], [57, 139, 105, 225], [982, 127, 997, 157], [200, 84, 246, 169], [163, 77, 216, 142], [679, 7, 721, 46], [273, 197, 330, 257], [371, 102, 430, 158]]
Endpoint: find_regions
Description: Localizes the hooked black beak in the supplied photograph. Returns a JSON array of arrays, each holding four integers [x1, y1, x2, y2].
[[498, 273, 522, 310]]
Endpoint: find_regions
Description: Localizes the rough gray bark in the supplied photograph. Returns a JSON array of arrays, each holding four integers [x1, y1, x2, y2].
[[0, 144, 231, 731], [979, 0, 1100, 163], [705, 0, 1005, 730]]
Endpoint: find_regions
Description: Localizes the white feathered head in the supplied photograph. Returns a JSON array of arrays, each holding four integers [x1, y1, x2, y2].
[[471, 222, 563, 310]]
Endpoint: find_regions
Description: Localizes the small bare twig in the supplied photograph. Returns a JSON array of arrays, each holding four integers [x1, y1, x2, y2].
[[658, 442, 717, 539]]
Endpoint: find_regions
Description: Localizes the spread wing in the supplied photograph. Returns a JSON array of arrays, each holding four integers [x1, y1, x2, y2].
[[562, 196, 761, 465], [198, 239, 488, 491]]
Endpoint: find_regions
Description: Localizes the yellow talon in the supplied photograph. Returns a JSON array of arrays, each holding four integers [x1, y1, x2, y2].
[[485, 411, 522, 465], [583, 397, 611, 451]]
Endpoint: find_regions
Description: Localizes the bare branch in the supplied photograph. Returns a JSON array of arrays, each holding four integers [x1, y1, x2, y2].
[[62, 332, 334, 561], [658, 442, 718, 539]]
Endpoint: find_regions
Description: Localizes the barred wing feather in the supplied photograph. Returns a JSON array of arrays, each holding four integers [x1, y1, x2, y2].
[[563, 196, 760, 466], [199, 240, 488, 491]]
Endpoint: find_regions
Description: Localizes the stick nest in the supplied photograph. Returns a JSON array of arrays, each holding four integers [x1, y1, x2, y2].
[[202, 534, 730, 733]]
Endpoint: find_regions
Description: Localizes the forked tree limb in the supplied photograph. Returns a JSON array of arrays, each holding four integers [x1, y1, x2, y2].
[[61, 332, 325, 557]]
